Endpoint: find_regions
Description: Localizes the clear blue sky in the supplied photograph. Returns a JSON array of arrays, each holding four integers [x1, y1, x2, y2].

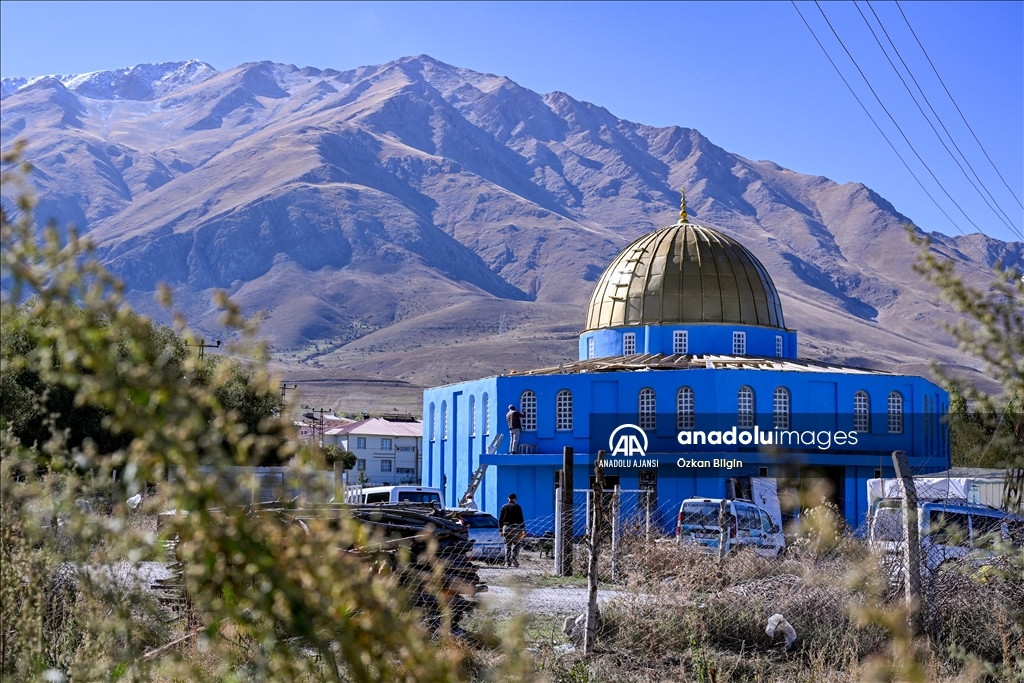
[[2, 1, 1021, 243]]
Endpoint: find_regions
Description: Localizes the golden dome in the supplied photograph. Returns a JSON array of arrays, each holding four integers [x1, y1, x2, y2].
[[584, 221, 785, 331]]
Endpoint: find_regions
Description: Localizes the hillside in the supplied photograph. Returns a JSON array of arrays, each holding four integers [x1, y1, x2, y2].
[[2, 56, 1018, 411]]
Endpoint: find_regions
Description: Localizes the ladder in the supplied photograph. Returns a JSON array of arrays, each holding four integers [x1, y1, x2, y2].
[[460, 466, 488, 506], [459, 434, 503, 505]]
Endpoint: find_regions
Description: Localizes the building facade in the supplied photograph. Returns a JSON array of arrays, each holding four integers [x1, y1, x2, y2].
[[422, 214, 950, 530], [325, 417, 423, 485]]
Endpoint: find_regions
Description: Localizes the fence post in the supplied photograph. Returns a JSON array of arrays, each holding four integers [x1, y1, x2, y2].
[[645, 489, 652, 542], [584, 490, 592, 540], [562, 447, 574, 576], [717, 499, 732, 565], [554, 477, 564, 574], [892, 449, 922, 634], [584, 450, 606, 654], [611, 484, 621, 581], [334, 461, 344, 502]]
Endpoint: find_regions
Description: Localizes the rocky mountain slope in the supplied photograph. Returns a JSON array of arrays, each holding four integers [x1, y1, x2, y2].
[[2, 56, 1018, 408]]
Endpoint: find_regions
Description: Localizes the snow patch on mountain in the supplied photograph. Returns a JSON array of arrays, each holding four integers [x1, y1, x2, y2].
[[1, 60, 218, 101]]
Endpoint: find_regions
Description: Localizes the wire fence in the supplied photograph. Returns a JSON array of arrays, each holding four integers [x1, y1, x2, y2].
[[42, 469, 1022, 674], [477, 480, 1023, 664]]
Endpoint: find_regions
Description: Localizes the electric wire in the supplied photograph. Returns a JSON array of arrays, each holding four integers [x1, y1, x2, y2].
[[896, 0, 1024, 212], [861, 0, 1023, 239], [811, 1, 996, 249], [790, 1, 989, 262]]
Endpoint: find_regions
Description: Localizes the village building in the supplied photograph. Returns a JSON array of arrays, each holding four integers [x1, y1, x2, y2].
[[325, 416, 423, 485]]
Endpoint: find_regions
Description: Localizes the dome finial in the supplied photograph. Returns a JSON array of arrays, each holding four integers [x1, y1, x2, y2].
[[679, 188, 688, 224]]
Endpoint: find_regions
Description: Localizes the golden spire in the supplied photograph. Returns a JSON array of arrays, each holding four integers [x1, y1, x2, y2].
[[679, 188, 688, 223]]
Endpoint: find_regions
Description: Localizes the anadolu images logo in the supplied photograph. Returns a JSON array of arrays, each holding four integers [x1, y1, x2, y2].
[[608, 424, 648, 457]]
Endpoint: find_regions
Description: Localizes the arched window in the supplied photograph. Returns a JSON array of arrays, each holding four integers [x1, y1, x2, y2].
[[639, 388, 656, 430], [773, 387, 790, 430], [677, 387, 695, 429], [482, 393, 490, 435], [854, 391, 870, 432], [738, 386, 755, 428], [521, 390, 537, 431], [428, 403, 436, 441], [441, 401, 448, 440], [556, 390, 573, 431], [469, 395, 476, 437], [888, 391, 903, 434]]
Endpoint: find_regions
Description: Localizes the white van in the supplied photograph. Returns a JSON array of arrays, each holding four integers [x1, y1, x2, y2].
[[351, 485, 443, 506], [676, 497, 785, 558], [870, 499, 1023, 577]]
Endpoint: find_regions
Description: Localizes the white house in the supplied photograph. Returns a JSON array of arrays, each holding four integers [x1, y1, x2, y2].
[[324, 416, 423, 485]]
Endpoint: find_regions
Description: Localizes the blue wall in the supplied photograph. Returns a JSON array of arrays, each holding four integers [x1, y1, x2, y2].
[[422, 365, 949, 531], [579, 324, 798, 360]]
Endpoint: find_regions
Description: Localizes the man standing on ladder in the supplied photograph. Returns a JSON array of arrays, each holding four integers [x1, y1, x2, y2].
[[499, 493, 526, 567], [506, 404, 523, 454]]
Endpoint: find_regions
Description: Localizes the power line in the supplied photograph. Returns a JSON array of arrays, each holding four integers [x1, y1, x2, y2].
[[813, 0, 996, 240], [895, 0, 1024, 212], [790, 1, 989, 262], [860, 1, 1023, 240]]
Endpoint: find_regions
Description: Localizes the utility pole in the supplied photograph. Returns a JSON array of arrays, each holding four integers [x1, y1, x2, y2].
[[280, 383, 297, 400], [303, 407, 328, 448], [192, 338, 221, 359]]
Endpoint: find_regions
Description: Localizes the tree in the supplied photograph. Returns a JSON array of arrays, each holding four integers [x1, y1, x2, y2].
[[909, 227, 1023, 506], [0, 299, 285, 467], [2, 150, 491, 681], [323, 444, 357, 471]]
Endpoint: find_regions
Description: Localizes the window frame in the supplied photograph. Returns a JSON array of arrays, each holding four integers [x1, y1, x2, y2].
[[639, 387, 656, 430], [677, 386, 695, 429], [738, 386, 755, 428], [773, 387, 790, 430], [482, 393, 490, 435], [380, 438, 392, 451], [623, 332, 636, 356], [380, 459, 393, 473], [775, 335, 783, 357], [356, 437, 366, 449], [888, 391, 903, 434], [854, 391, 870, 432], [521, 390, 537, 432], [587, 337, 595, 359], [469, 395, 476, 437], [673, 330, 689, 355], [733, 331, 747, 355], [555, 389, 573, 431]]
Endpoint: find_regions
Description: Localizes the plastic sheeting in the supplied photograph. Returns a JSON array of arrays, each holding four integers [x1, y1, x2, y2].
[[867, 477, 973, 514]]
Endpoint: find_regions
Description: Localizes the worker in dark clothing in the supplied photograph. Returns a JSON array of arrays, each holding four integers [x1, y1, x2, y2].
[[506, 405, 523, 454], [498, 493, 526, 567]]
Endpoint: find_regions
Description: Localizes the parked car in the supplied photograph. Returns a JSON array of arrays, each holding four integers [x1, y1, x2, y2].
[[676, 497, 785, 558], [447, 508, 505, 563], [349, 485, 442, 505], [869, 499, 1024, 577]]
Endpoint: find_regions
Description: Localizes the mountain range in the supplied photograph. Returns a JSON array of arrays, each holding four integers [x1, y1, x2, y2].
[[2, 56, 1018, 411]]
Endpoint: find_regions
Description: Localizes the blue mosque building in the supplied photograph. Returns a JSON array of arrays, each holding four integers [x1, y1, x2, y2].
[[422, 202, 950, 531]]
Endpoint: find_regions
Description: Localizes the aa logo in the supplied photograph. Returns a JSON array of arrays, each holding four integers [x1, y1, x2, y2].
[[608, 424, 648, 457]]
